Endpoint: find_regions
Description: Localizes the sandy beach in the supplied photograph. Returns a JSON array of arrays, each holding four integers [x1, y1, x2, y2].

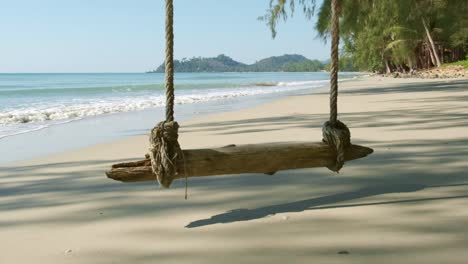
[[1, 76, 468, 263]]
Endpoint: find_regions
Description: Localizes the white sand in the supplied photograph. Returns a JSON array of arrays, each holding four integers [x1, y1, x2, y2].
[[1, 77, 468, 263]]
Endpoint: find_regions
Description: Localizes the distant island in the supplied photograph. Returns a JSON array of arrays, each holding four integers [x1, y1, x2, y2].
[[146, 54, 351, 73]]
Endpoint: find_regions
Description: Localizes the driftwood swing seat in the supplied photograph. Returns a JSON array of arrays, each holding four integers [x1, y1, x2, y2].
[[106, 142, 373, 182], [106, 0, 373, 189]]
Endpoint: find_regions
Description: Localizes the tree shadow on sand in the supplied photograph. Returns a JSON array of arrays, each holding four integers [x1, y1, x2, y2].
[[186, 183, 468, 228]]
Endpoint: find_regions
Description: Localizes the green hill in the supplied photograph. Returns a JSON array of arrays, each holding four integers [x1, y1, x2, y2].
[[149, 54, 325, 73]]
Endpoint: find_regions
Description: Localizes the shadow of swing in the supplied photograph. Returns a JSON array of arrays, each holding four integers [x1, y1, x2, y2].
[[185, 183, 468, 228]]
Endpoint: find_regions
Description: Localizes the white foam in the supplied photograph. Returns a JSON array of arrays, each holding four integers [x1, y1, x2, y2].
[[277, 80, 329, 86], [0, 82, 328, 138]]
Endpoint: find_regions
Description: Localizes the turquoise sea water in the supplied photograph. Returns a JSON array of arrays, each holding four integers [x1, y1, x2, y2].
[[0, 72, 361, 163]]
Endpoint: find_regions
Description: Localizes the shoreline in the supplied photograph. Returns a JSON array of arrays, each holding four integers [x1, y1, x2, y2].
[[3, 75, 463, 167], [1, 76, 468, 263], [0, 72, 363, 140], [0, 74, 344, 165], [1, 73, 366, 165]]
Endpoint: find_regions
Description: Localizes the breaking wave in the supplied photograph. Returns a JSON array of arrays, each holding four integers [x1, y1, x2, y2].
[[0, 75, 362, 139]]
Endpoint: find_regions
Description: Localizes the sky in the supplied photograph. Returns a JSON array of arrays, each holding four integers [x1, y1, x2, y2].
[[0, 0, 329, 73]]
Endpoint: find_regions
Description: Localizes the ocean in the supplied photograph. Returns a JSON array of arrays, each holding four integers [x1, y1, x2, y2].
[[0, 72, 361, 163]]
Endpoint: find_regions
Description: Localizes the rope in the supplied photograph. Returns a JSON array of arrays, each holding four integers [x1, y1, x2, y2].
[[148, 0, 187, 195], [322, 0, 351, 172], [329, 0, 339, 125], [165, 0, 175, 122]]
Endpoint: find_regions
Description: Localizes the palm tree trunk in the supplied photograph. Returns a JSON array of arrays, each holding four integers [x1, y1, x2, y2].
[[439, 44, 443, 64], [422, 18, 441, 67], [385, 60, 391, 74], [427, 43, 437, 66]]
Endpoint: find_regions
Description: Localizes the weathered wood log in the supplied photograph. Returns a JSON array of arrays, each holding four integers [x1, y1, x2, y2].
[[106, 142, 373, 183]]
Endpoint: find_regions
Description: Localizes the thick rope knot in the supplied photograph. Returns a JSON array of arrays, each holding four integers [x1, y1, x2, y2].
[[322, 120, 351, 172], [148, 121, 182, 188]]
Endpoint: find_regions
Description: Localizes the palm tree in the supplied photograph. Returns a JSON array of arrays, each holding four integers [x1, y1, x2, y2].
[[262, 0, 467, 73]]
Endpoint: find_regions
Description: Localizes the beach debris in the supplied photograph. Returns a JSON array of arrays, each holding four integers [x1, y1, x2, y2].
[[65, 249, 73, 254], [337, 250, 350, 255], [385, 65, 467, 79], [282, 215, 290, 221]]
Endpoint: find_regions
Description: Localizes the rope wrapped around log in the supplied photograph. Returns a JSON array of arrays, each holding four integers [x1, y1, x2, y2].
[[148, 121, 183, 188], [322, 120, 350, 172]]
